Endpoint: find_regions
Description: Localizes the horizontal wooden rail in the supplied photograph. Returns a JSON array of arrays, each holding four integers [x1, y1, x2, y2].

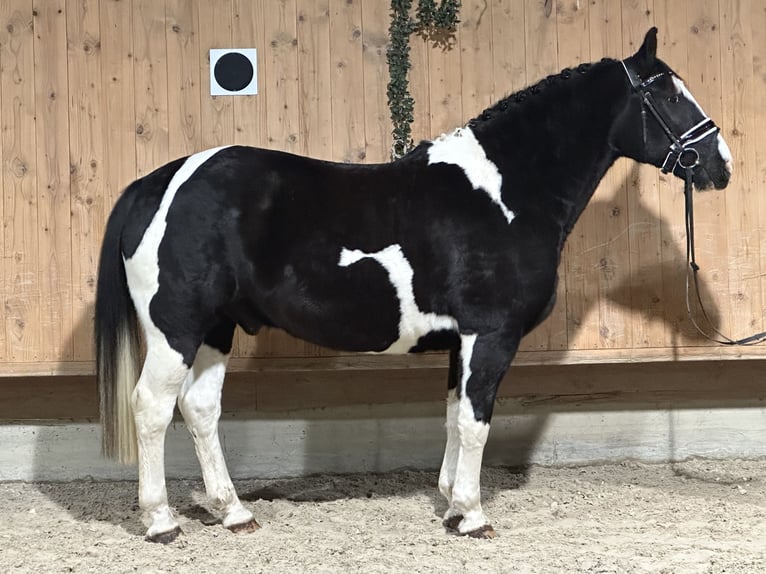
[[2, 359, 766, 422], [3, 345, 766, 378]]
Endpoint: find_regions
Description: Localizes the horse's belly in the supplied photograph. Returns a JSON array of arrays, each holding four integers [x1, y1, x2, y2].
[[278, 300, 456, 355], [254, 243, 457, 354]]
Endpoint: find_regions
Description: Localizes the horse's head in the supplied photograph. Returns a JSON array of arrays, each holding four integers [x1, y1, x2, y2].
[[614, 28, 732, 190]]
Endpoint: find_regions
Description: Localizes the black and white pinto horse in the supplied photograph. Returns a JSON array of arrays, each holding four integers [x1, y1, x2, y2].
[[95, 29, 732, 542]]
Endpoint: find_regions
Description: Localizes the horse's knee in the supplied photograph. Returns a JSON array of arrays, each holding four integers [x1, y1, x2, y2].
[[457, 400, 490, 449]]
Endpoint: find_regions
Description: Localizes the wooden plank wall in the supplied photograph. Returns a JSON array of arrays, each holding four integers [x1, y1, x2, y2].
[[1, 0, 766, 376]]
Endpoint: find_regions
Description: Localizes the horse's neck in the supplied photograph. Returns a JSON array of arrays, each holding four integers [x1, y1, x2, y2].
[[473, 63, 627, 237]]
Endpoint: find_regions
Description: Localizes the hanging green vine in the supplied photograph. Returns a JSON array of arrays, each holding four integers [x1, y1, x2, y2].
[[387, 0, 460, 160]]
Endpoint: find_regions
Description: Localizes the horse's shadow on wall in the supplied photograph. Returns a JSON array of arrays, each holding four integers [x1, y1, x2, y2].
[[33, 166, 721, 533]]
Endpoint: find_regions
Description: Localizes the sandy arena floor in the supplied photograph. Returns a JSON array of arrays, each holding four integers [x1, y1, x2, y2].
[[1, 459, 765, 573]]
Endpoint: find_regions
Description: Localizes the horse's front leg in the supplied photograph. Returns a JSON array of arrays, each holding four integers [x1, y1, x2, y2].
[[438, 347, 460, 506], [177, 332, 258, 534], [440, 330, 518, 538]]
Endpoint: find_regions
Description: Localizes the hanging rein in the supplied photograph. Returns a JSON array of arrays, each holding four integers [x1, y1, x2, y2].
[[622, 61, 766, 346]]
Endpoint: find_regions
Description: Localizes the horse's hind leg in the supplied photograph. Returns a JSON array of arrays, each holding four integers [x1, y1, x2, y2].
[[133, 339, 190, 543], [177, 320, 259, 533]]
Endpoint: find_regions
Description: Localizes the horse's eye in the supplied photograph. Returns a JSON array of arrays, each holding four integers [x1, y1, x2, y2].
[[668, 94, 680, 104]]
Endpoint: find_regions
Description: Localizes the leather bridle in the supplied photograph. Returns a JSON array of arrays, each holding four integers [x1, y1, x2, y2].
[[622, 60, 766, 346], [621, 60, 719, 174]]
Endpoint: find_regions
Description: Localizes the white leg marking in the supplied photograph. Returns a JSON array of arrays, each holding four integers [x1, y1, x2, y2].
[[124, 147, 230, 539], [427, 126, 514, 224], [178, 344, 254, 529], [338, 244, 457, 353], [438, 388, 460, 503], [449, 334, 492, 533], [133, 346, 189, 539]]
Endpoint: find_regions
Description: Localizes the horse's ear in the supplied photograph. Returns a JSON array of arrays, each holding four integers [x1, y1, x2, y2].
[[634, 27, 658, 68]]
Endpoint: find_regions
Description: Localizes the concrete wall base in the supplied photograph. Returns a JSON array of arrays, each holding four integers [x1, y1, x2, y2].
[[4, 401, 766, 481]]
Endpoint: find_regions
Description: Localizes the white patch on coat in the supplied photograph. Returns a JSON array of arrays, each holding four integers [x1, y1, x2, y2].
[[449, 333, 491, 533], [123, 146, 230, 539], [125, 146, 230, 330], [672, 76, 733, 173], [338, 244, 457, 354], [427, 126, 514, 224]]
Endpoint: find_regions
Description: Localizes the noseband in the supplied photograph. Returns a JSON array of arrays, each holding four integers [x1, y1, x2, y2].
[[621, 60, 719, 174]]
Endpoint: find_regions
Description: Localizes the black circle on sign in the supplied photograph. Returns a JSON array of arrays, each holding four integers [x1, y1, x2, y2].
[[214, 52, 254, 92]]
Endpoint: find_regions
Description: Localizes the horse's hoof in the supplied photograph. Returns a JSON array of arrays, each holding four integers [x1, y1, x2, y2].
[[227, 518, 261, 534], [465, 524, 497, 539], [145, 525, 182, 544], [443, 514, 463, 532]]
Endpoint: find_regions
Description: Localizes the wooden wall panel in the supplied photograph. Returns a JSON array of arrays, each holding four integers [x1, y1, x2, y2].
[[491, 0, 526, 98], [198, 0, 233, 151], [584, 0, 632, 351], [2, 1, 39, 362], [263, 0, 300, 154], [133, 0, 169, 176], [66, 0, 104, 360], [34, 0, 73, 362], [719, 0, 762, 341], [101, 0, 137, 211], [752, 0, 766, 333], [361, 0, 391, 163], [407, 5, 430, 145], [296, 0, 332, 160], [2, 0, 766, 377], [427, 14, 462, 137], [329, 0, 365, 163], [165, 0, 201, 158], [460, 0, 494, 120]]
